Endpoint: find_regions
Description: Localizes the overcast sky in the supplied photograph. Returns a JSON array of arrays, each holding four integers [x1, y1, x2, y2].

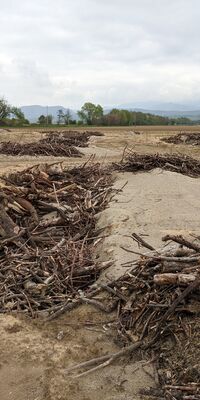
[[1, 0, 200, 107]]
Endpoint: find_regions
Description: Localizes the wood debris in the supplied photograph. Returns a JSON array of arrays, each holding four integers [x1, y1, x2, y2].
[[0, 161, 113, 317], [113, 149, 200, 177], [0, 130, 104, 157], [66, 232, 200, 399], [162, 132, 200, 146]]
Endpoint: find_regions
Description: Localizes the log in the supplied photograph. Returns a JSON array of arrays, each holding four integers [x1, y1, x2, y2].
[[162, 261, 197, 272], [15, 197, 38, 223], [154, 255, 200, 263], [162, 234, 200, 252], [164, 384, 200, 392], [154, 273, 197, 285], [0, 203, 20, 238]]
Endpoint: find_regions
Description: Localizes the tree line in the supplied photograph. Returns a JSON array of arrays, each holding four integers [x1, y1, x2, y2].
[[37, 109, 76, 125], [39, 103, 191, 126], [76, 102, 191, 126], [0, 97, 193, 126]]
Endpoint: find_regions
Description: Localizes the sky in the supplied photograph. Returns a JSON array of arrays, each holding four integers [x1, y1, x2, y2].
[[1, 0, 200, 108]]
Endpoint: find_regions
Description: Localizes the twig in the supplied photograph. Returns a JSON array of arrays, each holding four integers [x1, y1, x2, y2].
[[64, 340, 142, 377], [131, 232, 155, 251]]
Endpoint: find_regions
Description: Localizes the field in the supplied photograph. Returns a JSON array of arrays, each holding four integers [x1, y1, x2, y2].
[[1, 125, 200, 175], [0, 126, 200, 400]]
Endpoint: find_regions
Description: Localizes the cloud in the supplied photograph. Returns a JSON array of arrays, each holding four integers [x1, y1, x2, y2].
[[0, 0, 200, 107]]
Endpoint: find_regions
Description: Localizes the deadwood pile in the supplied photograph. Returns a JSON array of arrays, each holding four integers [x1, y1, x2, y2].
[[41, 130, 104, 141], [0, 130, 104, 157], [0, 140, 83, 157], [113, 150, 200, 177], [67, 234, 200, 400], [162, 132, 200, 146], [0, 161, 113, 317], [40, 130, 104, 148], [1, 152, 200, 400], [113, 235, 200, 400]]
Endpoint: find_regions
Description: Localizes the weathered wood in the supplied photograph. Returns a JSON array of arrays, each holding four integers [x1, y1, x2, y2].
[[0, 203, 20, 238], [154, 273, 197, 285], [162, 234, 200, 252], [159, 278, 200, 323], [64, 340, 142, 377], [15, 197, 39, 223], [164, 384, 200, 392], [131, 232, 155, 251]]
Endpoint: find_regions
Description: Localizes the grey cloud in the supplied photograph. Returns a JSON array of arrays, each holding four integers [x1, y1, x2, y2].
[[0, 0, 200, 106]]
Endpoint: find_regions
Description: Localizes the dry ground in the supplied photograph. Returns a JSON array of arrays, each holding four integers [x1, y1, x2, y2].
[[0, 126, 200, 400], [1, 125, 200, 174]]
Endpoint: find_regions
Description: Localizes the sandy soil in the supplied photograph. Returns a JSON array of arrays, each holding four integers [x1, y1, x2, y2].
[[1, 125, 200, 175], [0, 308, 155, 400], [96, 169, 200, 281], [0, 126, 200, 399]]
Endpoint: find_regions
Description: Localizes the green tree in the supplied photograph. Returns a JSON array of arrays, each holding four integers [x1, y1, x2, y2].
[[0, 98, 11, 120], [57, 109, 64, 124], [78, 102, 103, 125], [63, 109, 72, 125], [11, 107, 26, 120], [38, 115, 46, 125], [46, 114, 53, 124], [10, 107, 29, 125]]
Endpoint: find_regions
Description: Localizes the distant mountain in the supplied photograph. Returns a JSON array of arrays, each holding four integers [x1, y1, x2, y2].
[[21, 105, 77, 123], [116, 102, 200, 120], [118, 102, 200, 112], [129, 108, 200, 120], [21, 103, 200, 123]]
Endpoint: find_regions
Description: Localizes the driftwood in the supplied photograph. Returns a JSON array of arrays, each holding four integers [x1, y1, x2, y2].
[[113, 150, 200, 177], [154, 273, 198, 285], [0, 204, 19, 237], [0, 141, 83, 157], [164, 384, 200, 392], [0, 130, 104, 157], [64, 231, 200, 399], [162, 234, 200, 252], [65, 340, 142, 378], [162, 131, 200, 146], [0, 162, 114, 317], [131, 232, 155, 251]]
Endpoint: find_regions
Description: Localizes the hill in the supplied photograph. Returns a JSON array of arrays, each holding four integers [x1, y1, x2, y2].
[[21, 105, 77, 123]]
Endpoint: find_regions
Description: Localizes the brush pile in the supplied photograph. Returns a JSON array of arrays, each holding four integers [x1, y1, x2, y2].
[[40, 131, 98, 148], [0, 130, 104, 157], [41, 130, 104, 147], [162, 132, 200, 146], [0, 141, 83, 157], [114, 150, 200, 177], [0, 162, 113, 317], [113, 234, 200, 399], [41, 130, 104, 139], [75, 234, 200, 399]]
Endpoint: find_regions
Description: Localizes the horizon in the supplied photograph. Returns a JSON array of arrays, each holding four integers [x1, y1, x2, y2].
[[20, 102, 200, 111]]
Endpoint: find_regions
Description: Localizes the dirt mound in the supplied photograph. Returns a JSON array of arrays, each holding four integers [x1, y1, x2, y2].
[[114, 150, 200, 177], [162, 132, 200, 145], [0, 162, 113, 317]]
